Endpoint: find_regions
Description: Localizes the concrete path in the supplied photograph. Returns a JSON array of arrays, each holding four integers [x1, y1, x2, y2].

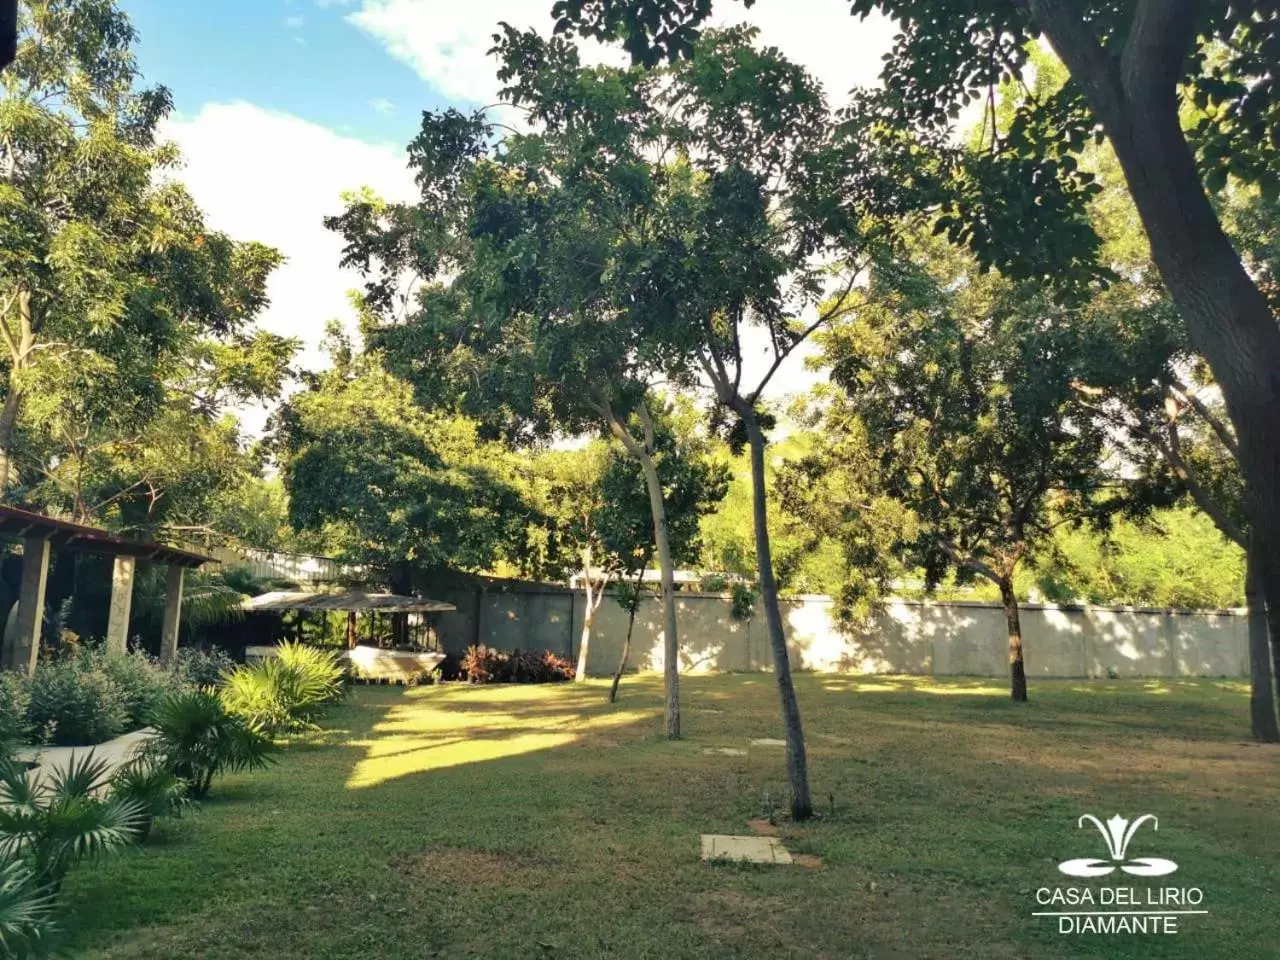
[[14, 728, 155, 789], [700, 834, 794, 864]]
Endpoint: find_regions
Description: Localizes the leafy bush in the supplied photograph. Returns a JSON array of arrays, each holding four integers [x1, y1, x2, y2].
[[0, 753, 144, 891], [220, 642, 344, 735], [434, 652, 463, 681], [109, 758, 187, 842], [24, 659, 127, 747], [143, 689, 273, 800], [459, 644, 504, 684], [457, 646, 575, 684], [0, 857, 56, 959], [91, 650, 171, 729], [0, 674, 29, 750], [166, 646, 237, 689]]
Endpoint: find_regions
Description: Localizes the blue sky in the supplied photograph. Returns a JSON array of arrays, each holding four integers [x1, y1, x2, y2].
[[121, 0, 438, 146], [118, 1, 896, 433]]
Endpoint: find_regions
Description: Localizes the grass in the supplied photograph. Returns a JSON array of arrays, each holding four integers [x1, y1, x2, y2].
[[60, 675, 1279, 959]]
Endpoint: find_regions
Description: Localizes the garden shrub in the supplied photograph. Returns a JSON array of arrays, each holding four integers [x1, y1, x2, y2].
[[0, 673, 29, 749], [166, 646, 236, 689], [0, 855, 57, 956], [142, 689, 272, 800], [24, 658, 127, 746], [0, 752, 144, 890], [457, 645, 575, 684], [109, 757, 187, 842], [91, 650, 171, 729], [220, 642, 344, 735]]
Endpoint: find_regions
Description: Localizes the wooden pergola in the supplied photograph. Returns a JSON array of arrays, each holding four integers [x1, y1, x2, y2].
[[0, 506, 212, 672]]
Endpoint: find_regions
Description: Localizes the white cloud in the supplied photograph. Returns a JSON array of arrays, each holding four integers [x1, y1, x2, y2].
[[719, 2, 897, 103], [346, 0, 895, 108], [161, 103, 419, 433], [347, 1, 627, 107], [369, 97, 395, 113], [286, 14, 306, 28]]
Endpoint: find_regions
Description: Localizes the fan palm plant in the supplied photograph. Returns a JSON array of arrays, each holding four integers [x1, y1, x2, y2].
[[0, 753, 145, 891], [108, 758, 187, 842], [0, 857, 56, 959], [142, 690, 273, 800], [221, 642, 345, 735]]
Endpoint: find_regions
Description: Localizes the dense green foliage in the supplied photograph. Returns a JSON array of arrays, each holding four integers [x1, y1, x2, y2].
[[220, 643, 345, 736], [0, 752, 143, 890], [18, 650, 172, 746], [273, 339, 554, 576], [0, 0, 292, 539], [0, 856, 56, 959], [141, 689, 273, 801]]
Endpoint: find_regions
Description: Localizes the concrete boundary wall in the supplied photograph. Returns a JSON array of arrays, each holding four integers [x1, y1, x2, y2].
[[425, 584, 1248, 679]]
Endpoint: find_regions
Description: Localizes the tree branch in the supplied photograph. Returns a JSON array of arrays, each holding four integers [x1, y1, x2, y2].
[[1166, 378, 1237, 457]]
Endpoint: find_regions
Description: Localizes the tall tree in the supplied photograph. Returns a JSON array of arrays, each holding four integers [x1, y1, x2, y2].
[[0, 0, 282, 504], [493, 24, 880, 817], [327, 105, 695, 737], [551, 0, 1280, 690], [799, 235, 1115, 700], [271, 332, 552, 578]]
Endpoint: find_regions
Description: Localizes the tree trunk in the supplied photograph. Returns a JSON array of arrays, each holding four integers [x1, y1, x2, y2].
[[576, 550, 595, 682], [604, 407, 681, 738], [999, 576, 1028, 702], [1262, 547, 1280, 728], [0, 384, 21, 495], [639, 452, 681, 737], [742, 410, 812, 820], [1245, 533, 1279, 742], [609, 571, 645, 704], [1032, 1, 1280, 652]]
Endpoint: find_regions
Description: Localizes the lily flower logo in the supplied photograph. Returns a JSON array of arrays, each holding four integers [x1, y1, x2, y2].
[[1058, 814, 1179, 878]]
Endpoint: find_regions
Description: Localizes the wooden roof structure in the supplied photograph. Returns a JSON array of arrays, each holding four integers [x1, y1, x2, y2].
[[0, 505, 213, 568], [242, 590, 456, 614]]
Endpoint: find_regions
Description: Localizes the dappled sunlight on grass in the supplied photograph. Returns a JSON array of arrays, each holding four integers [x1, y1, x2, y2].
[[816, 675, 1009, 696], [345, 683, 658, 788], [59, 674, 1280, 960]]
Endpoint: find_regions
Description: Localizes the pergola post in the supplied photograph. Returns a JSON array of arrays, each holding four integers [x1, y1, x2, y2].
[[104, 555, 137, 654], [3, 534, 51, 673], [159, 565, 185, 663]]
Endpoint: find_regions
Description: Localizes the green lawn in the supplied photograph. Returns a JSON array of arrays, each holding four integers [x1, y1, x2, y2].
[[61, 675, 1280, 959]]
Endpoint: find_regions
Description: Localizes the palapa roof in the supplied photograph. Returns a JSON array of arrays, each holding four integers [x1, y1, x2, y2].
[[242, 590, 455, 614]]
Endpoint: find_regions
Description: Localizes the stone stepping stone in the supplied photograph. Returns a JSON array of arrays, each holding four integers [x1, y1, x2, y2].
[[750, 738, 786, 747], [702, 747, 747, 756], [700, 834, 793, 865]]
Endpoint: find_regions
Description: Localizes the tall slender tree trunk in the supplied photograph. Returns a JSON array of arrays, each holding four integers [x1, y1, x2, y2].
[[0, 384, 21, 495], [998, 576, 1028, 702], [638, 453, 681, 737], [1245, 534, 1280, 742], [1033, 2, 1280, 648], [576, 549, 605, 681], [742, 410, 812, 820], [610, 567, 646, 704], [605, 407, 680, 738]]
